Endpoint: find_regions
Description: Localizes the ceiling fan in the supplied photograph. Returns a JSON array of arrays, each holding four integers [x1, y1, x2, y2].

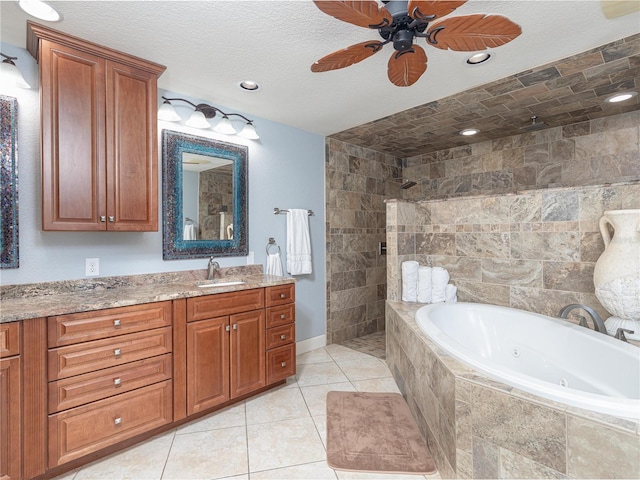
[[311, 0, 522, 87]]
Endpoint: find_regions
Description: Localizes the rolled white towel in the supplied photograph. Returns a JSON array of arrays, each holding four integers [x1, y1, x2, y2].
[[445, 284, 458, 303], [402, 261, 419, 302], [431, 267, 450, 303], [417, 266, 432, 303]]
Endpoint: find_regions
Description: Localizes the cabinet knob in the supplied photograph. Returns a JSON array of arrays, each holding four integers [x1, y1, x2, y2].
[[280, 293, 286, 299], [113, 378, 122, 386], [114, 348, 122, 357], [113, 319, 121, 328], [108, 216, 115, 222], [114, 417, 122, 426], [233, 324, 238, 330], [100, 216, 106, 222], [280, 314, 286, 319], [281, 362, 287, 368], [225, 325, 231, 332], [280, 334, 287, 340]]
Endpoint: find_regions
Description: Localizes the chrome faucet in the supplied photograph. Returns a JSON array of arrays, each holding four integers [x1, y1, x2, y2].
[[207, 256, 220, 280], [615, 328, 634, 343], [558, 304, 607, 334]]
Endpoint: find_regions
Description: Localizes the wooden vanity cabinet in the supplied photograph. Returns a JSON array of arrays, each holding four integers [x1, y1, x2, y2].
[[0, 322, 21, 480], [27, 22, 165, 232], [186, 290, 266, 415], [265, 284, 296, 385], [46, 303, 173, 468]]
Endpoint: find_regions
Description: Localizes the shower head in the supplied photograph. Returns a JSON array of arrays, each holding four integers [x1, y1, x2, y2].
[[520, 115, 548, 132], [400, 180, 417, 189]]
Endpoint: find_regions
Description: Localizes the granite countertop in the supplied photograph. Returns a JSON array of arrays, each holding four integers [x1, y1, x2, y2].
[[0, 266, 295, 323]]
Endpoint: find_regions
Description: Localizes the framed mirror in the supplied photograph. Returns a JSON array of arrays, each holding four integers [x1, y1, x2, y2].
[[162, 129, 248, 259], [1, 95, 19, 269]]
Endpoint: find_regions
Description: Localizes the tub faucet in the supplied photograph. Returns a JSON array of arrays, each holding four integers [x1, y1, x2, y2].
[[615, 328, 634, 343], [207, 256, 220, 280], [558, 304, 607, 334]]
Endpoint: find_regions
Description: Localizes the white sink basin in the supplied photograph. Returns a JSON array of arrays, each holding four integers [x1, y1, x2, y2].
[[196, 280, 246, 288]]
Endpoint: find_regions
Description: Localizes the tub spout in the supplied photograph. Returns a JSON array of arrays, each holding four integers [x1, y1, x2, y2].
[[558, 304, 607, 334], [615, 328, 634, 342]]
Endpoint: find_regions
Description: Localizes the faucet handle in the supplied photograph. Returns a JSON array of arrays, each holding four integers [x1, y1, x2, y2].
[[615, 328, 634, 342]]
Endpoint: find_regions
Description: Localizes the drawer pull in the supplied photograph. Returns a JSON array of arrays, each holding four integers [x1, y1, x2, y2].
[[113, 378, 122, 386], [114, 417, 122, 426], [114, 348, 122, 357], [280, 314, 286, 319], [280, 334, 287, 340], [281, 361, 287, 367], [280, 293, 286, 299], [113, 319, 121, 328]]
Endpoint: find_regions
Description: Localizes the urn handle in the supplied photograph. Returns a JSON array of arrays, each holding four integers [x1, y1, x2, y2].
[[599, 215, 613, 247]]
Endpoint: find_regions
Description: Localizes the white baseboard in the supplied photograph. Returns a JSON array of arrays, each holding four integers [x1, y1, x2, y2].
[[296, 334, 326, 355]]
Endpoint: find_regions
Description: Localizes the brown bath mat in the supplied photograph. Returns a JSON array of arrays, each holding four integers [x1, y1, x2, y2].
[[326, 391, 437, 475]]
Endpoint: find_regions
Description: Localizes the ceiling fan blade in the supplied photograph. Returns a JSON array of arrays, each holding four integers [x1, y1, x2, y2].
[[600, 0, 640, 18], [387, 45, 428, 87], [427, 14, 522, 51], [313, 1, 392, 28], [407, 1, 467, 20], [311, 41, 383, 72]]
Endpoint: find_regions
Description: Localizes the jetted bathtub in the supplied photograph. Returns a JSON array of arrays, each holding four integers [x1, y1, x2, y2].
[[416, 302, 640, 419]]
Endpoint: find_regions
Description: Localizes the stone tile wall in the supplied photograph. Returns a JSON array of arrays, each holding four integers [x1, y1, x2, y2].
[[387, 182, 640, 319], [325, 138, 403, 343], [402, 111, 640, 200], [386, 301, 640, 479]]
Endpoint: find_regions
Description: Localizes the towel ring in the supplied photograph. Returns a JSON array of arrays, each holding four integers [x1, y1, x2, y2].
[[266, 237, 281, 255]]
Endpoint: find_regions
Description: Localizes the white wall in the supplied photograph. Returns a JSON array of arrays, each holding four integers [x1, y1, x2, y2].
[[0, 43, 326, 341]]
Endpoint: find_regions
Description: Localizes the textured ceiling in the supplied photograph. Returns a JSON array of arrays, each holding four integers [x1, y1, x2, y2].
[[1, 1, 639, 154], [332, 33, 640, 157]]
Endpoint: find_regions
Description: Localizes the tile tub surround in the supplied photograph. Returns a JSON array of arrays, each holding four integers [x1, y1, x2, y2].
[[386, 300, 640, 479], [386, 182, 640, 320], [325, 138, 403, 344], [0, 265, 295, 322]]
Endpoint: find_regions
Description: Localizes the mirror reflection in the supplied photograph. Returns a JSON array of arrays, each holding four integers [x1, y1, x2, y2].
[[162, 130, 248, 259], [182, 152, 234, 241]]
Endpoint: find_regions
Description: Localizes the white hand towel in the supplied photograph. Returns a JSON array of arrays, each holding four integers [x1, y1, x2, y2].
[[183, 224, 196, 240], [286, 209, 312, 275], [401, 261, 419, 302], [431, 267, 450, 303], [266, 252, 283, 276], [445, 284, 458, 303], [417, 266, 432, 303]]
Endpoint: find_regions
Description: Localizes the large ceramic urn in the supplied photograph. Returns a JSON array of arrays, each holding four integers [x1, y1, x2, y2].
[[594, 209, 640, 340]]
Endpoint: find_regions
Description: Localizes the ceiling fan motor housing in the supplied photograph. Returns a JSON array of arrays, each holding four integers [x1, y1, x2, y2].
[[393, 29, 414, 51]]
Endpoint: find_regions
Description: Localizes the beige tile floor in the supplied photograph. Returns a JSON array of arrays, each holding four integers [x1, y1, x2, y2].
[[53, 344, 441, 480]]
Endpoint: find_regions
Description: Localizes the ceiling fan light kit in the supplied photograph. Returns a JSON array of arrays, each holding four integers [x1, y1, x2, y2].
[[158, 96, 260, 140], [311, 0, 522, 87]]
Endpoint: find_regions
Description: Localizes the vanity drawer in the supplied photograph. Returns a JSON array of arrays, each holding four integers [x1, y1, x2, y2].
[[48, 380, 173, 468], [265, 324, 295, 350], [266, 343, 296, 385], [265, 284, 295, 307], [49, 354, 172, 413], [0, 322, 20, 358], [48, 302, 172, 347], [187, 289, 264, 322], [48, 327, 172, 381], [265, 304, 295, 328]]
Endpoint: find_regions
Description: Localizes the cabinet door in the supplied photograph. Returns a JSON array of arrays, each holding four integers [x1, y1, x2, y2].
[[105, 61, 158, 231], [0, 357, 21, 480], [187, 317, 230, 414], [40, 40, 107, 231], [230, 310, 265, 398]]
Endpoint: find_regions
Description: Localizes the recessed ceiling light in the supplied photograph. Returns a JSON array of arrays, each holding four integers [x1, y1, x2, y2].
[[18, 0, 61, 21], [605, 92, 638, 103], [460, 128, 480, 136], [239, 80, 260, 91], [466, 52, 491, 65]]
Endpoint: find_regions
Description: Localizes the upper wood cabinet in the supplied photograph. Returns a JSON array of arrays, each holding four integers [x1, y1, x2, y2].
[[27, 22, 166, 231]]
